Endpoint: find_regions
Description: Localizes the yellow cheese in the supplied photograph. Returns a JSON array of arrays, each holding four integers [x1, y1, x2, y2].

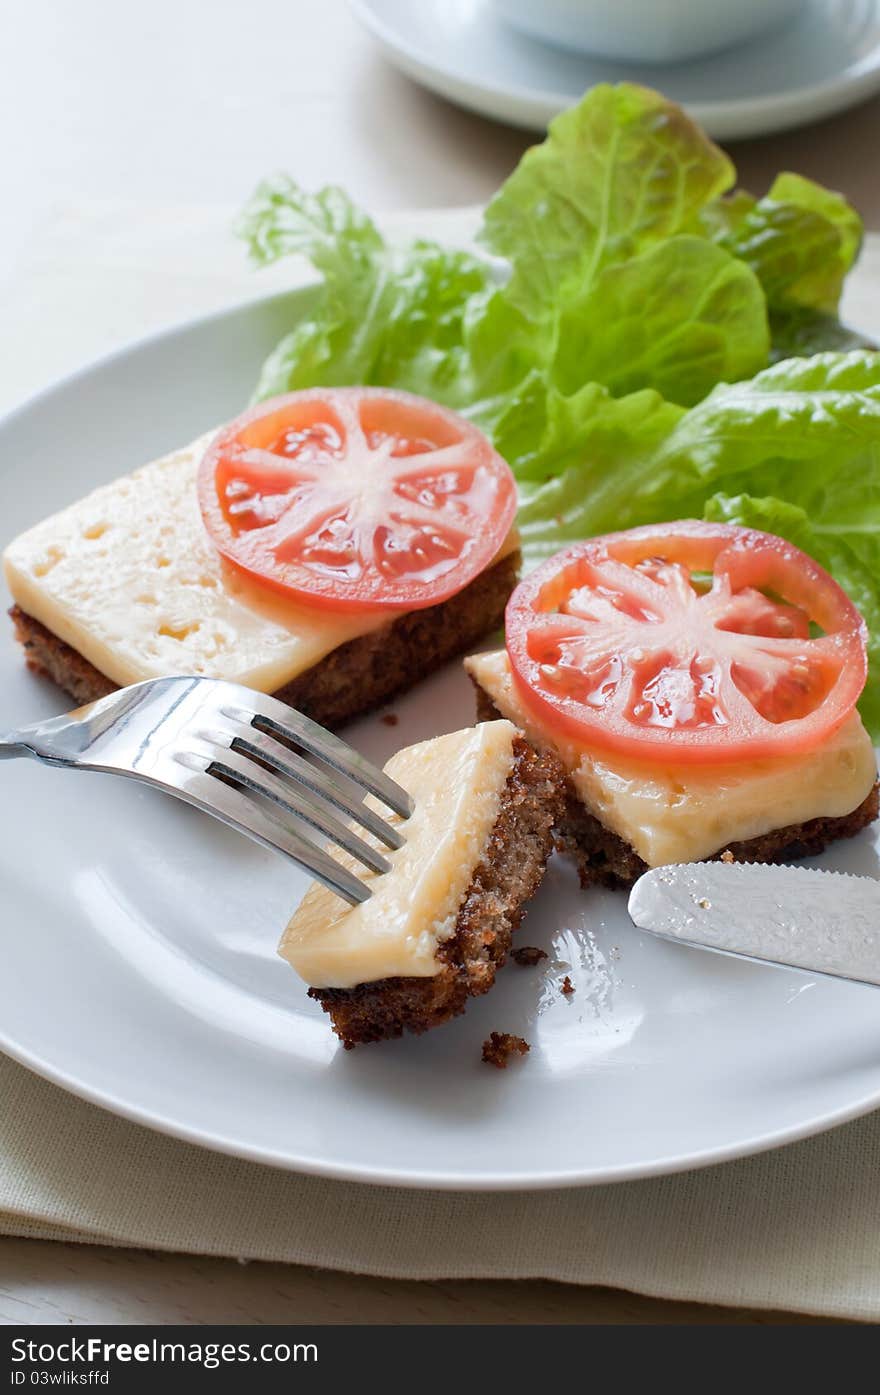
[[465, 650, 877, 867], [3, 434, 518, 693], [279, 721, 518, 988]]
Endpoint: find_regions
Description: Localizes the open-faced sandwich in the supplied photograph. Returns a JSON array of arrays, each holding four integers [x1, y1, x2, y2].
[[3, 388, 519, 727], [467, 522, 878, 886]]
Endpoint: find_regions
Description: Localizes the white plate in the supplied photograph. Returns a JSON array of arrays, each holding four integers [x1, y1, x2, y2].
[[351, 0, 880, 139], [2, 228, 880, 1193]]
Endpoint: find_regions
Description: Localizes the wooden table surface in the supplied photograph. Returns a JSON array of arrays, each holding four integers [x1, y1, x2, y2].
[[2, 0, 878, 1327]]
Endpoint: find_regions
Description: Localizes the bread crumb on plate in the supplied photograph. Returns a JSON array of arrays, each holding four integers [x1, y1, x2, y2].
[[482, 1032, 530, 1069]]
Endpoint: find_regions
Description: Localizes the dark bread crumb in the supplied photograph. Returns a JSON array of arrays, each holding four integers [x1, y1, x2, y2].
[[309, 736, 565, 1047], [561, 975, 574, 996], [511, 946, 548, 967], [472, 678, 880, 887], [482, 1032, 530, 1069], [9, 549, 519, 725]]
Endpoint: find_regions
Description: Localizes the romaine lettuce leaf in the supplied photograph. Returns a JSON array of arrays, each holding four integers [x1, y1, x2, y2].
[[237, 177, 383, 270], [237, 179, 492, 402], [478, 83, 735, 323], [703, 172, 866, 361], [659, 351, 880, 493], [716, 173, 863, 317], [514, 384, 686, 560], [474, 83, 767, 404], [551, 236, 768, 406]]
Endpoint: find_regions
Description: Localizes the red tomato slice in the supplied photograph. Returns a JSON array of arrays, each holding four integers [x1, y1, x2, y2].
[[505, 521, 868, 765], [197, 388, 517, 612]]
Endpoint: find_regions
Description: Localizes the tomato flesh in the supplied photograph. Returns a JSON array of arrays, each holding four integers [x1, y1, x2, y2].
[[505, 521, 867, 765], [197, 388, 517, 612]]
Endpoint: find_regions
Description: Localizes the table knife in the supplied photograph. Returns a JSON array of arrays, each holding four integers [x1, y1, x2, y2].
[[627, 862, 880, 987]]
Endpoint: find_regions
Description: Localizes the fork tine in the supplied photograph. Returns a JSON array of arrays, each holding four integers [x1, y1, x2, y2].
[[206, 748, 392, 876], [175, 768, 370, 905], [219, 690, 415, 819], [229, 730, 405, 850]]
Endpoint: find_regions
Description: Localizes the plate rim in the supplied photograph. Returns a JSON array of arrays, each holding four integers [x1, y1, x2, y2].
[[5, 1008, 880, 1190], [349, 0, 880, 139], [2, 244, 880, 1192]]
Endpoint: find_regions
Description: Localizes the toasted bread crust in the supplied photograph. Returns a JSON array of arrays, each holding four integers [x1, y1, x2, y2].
[[471, 678, 880, 886], [554, 780, 880, 888], [9, 550, 519, 726], [308, 736, 564, 1047]]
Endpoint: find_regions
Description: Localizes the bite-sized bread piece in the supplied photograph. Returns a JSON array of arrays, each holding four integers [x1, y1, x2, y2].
[[3, 432, 519, 725], [279, 721, 564, 1047], [466, 650, 879, 887]]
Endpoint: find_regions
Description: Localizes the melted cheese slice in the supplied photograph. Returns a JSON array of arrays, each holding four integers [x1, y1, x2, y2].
[[466, 650, 877, 867], [3, 434, 517, 693], [279, 721, 517, 988]]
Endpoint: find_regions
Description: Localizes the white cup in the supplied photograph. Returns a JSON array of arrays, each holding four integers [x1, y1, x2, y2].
[[492, 0, 806, 65]]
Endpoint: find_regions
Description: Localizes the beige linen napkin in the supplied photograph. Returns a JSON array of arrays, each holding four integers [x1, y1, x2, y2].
[[2, 204, 880, 1321], [3, 1052, 880, 1322]]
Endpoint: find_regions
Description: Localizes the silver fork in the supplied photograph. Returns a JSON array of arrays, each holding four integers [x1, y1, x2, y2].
[[0, 676, 413, 904]]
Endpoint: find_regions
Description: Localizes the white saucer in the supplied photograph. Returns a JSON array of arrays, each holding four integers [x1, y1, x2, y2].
[[351, 0, 880, 138]]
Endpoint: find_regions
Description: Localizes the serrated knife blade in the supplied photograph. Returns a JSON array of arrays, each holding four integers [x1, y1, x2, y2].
[[627, 863, 880, 987]]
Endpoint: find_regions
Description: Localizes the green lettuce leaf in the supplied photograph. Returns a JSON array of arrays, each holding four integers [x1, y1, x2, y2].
[[473, 83, 768, 403], [657, 351, 880, 495], [551, 236, 768, 406], [478, 83, 734, 323], [703, 172, 866, 359], [237, 178, 491, 402], [237, 177, 383, 270], [514, 384, 686, 563], [705, 173, 862, 316]]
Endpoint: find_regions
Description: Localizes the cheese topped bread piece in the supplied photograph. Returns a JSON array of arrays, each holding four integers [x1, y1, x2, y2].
[[279, 720, 564, 1047], [4, 434, 518, 698], [3, 435, 383, 693], [280, 721, 520, 988], [466, 649, 877, 868]]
